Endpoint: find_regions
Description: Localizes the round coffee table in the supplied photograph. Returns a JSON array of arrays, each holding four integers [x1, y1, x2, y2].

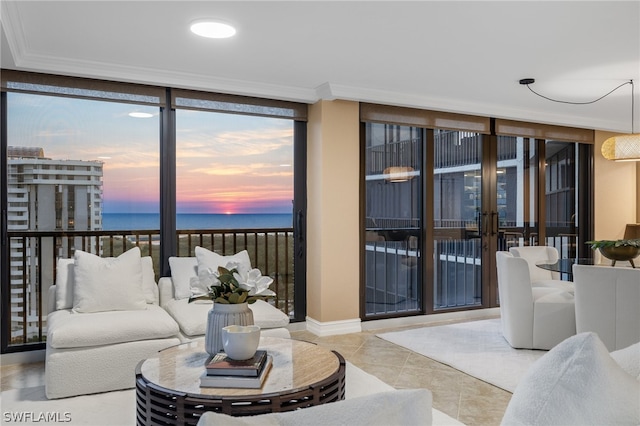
[[135, 337, 346, 425]]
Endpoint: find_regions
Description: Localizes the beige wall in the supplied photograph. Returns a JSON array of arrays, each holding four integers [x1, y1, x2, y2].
[[306, 100, 360, 323], [593, 130, 638, 240]]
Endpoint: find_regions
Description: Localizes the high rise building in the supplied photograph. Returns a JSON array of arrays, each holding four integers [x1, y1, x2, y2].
[[7, 146, 103, 343]]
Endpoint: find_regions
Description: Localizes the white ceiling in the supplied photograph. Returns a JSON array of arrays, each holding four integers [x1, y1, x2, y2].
[[2, 1, 639, 132]]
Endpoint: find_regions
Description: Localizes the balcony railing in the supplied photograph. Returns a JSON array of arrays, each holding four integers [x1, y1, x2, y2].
[[4, 228, 295, 350]]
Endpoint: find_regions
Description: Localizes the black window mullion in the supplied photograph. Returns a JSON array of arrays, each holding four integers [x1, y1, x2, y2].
[[159, 88, 177, 277]]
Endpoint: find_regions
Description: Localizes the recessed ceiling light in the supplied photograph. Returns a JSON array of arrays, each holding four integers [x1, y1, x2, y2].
[[190, 20, 236, 39], [128, 112, 153, 118]]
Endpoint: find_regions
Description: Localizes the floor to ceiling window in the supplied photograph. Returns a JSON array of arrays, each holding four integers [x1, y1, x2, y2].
[[361, 105, 594, 319], [174, 105, 296, 316], [2, 77, 162, 350], [1, 71, 307, 353]]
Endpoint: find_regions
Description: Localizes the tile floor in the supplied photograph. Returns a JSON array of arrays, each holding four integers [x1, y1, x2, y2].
[[290, 324, 512, 426], [1, 321, 512, 426]]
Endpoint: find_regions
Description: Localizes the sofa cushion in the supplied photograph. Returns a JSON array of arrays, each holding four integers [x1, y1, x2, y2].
[[164, 298, 289, 337], [47, 305, 179, 349], [56, 253, 158, 311], [501, 332, 640, 425], [73, 247, 147, 313], [196, 389, 432, 426], [249, 300, 290, 329]]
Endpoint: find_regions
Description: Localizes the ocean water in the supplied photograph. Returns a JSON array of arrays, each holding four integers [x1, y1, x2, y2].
[[102, 213, 292, 231]]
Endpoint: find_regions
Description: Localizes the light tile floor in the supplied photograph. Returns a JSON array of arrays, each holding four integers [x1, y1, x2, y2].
[[290, 324, 512, 426], [1, 322, 512, 425]]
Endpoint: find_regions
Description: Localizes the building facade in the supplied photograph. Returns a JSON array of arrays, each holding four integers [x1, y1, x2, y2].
[[7, 146, 103, 343]]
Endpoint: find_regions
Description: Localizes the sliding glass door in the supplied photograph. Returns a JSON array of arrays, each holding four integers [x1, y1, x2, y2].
[[363, 123, 422, 317], [362, 108, 594, 319], [432, 130, 483, 309]]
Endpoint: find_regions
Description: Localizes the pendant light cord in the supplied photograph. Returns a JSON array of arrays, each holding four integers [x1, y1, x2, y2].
[[521, 79, 635, 133], [522, 79, 632, 105]]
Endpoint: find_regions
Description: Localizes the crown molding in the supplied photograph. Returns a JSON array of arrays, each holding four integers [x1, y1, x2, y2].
[[319, 82, 631, 133]]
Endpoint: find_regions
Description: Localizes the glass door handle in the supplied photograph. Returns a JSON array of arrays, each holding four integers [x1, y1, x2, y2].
[[491, 211, 498, 236], [481, 211, 489, 237]]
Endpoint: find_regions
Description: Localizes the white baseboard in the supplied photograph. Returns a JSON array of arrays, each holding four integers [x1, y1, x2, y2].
[[305, 316, 362, 337]]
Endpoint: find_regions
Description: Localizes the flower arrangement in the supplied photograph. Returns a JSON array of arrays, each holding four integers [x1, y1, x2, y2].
[[198, 262, 276, 304]]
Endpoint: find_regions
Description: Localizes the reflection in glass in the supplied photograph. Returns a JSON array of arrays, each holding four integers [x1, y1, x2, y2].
[[364, 123, 422, 316], [433, 130, 482, 310]]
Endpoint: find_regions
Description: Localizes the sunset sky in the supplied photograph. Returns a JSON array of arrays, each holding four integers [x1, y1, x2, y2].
[[7, 92, 294, 214]]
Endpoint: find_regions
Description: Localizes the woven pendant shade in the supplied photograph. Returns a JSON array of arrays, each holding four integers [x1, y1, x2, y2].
[[383, 166, 415, 182], [601, 134, 640, 161]]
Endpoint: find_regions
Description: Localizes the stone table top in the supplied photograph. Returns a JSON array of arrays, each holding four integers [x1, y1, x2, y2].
[[139, 336, 341, 396]]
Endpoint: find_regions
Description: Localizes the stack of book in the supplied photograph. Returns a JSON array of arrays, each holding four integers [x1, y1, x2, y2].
[[200, 350, 272, 389]]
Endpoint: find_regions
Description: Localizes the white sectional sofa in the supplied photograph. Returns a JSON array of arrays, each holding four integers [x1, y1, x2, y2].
[[45, 248, 181, 399], [158, 250, 291, 341], [45, 247, 290, 399]]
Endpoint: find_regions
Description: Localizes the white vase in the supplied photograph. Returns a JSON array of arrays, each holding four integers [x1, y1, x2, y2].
[[205, 302, 254, 356]]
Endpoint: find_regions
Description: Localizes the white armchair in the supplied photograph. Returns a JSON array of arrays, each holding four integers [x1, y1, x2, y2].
[[45, 248, 181, 399], [496, 251, 576, 350], [573, 264, 640, 351], [509, 245, 574, 292]]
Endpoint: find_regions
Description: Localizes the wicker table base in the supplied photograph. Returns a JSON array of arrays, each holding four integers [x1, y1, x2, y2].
[[135, 337, 346, 425]]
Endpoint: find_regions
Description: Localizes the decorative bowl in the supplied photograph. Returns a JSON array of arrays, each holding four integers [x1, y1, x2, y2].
[[599, 246, 640, 267], [221, 325, 261, 360]]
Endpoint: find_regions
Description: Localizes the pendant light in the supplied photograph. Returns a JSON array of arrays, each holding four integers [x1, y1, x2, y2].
[[601, 80, 640, 161], [520, 78, 640, 161]]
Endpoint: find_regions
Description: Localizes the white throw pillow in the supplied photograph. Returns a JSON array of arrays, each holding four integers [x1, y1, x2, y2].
[[168, 256, 198, 300], [501, 332, 640, 425], [73, 247, 147, 313], [55, 258, 76, 311], [56, 255, 156, 309], [611, 341, 640, 380], [195, 246, 252, 276]]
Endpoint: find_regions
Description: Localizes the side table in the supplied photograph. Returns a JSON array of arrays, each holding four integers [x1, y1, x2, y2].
[[135, 337, 346, 425]]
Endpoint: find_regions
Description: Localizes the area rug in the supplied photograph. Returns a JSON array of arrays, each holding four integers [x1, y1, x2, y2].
[[377, 318, 546, 392], [0, 362, 462, 425]]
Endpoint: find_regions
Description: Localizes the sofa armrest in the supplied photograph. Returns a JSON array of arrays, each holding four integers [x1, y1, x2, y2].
[[48, 285, 57, 314], [158, 277, 175, 308]]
